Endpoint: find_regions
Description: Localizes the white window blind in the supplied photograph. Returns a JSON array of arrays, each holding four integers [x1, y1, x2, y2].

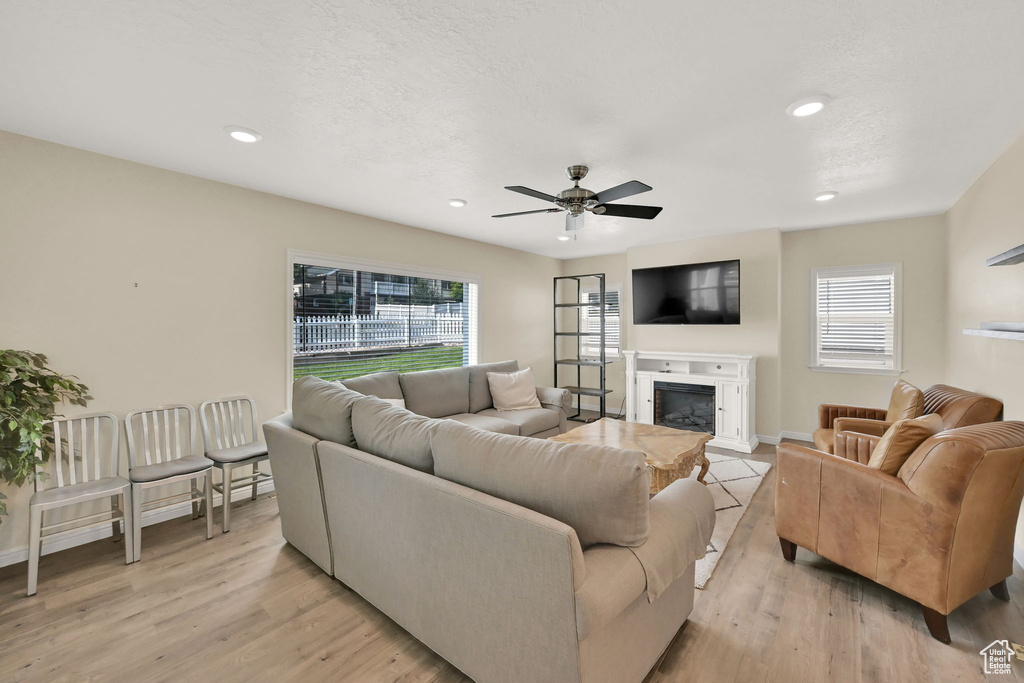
[[812, 264, 900, 372], [291, 258, 478, 382], [581, 287, 621, 357]]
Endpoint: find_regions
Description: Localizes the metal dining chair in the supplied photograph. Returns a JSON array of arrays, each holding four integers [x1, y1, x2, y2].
[[27, 412, 133, 596], [199, 396, 272, 533], [124, 404, 213, 561]]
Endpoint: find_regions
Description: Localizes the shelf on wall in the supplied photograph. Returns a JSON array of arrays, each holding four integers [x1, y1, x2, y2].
[[987, 243, 1024, 266], [962, 326, 1024, 341]]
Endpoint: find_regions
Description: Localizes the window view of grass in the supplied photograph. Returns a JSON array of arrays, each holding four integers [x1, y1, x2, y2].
[[292, 262, 474, 383], [294, 345, 464, 382]]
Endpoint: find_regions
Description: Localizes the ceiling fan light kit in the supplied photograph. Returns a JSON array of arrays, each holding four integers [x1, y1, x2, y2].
[[492, 165, 663, 235]]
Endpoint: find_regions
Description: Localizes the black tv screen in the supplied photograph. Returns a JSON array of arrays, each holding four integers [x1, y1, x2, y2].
[[632, 260, 740, 325]]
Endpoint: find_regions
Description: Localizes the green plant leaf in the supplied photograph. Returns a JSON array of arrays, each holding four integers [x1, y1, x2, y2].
[[0, 350, 91, 516]]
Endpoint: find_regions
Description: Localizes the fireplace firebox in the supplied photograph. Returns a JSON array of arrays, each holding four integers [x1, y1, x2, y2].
[[654, 382, 716, 435]]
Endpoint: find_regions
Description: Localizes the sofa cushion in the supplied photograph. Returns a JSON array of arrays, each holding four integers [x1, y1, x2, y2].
[[445, 412, 519, 435], [487, 367, 543, 411], [476, 407, 560, 437], [431, 421, 650, 548], [351, 396, 437, 473], [291, 376, 361, 448], [886, 379, 925, 422], [342, 371, 404, 400], [868, 413, 944, 475], [399, 366, 471, 418], [469, 360, 519, 413]]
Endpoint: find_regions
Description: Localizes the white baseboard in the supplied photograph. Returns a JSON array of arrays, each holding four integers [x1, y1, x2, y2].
[[1015, 543, 1024, 571], [757, 434, 781, 445], [572, 396, 627, 418], [779, 430, 814, 443], [0, 480, 276, 569]]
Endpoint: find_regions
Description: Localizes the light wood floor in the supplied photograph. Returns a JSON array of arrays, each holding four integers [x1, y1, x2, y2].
[[2, 440, 1023, 682]]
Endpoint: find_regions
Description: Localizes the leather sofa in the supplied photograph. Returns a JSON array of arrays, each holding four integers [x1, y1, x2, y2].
[[776, 420, 1024, 643], [264, 372, 716, 682], [339, 359, 571, 437], [814, 383, 1003, 455]]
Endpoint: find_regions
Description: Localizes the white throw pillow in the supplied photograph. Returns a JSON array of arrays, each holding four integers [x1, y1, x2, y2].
[[486, 367, 542, 411]]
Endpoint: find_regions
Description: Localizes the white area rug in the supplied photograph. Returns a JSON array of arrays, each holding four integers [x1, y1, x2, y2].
[[687, 451, 772, 589]]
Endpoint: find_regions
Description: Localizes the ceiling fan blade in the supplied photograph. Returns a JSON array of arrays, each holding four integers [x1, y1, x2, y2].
[[591, 180, 652, 205], [504, 185, 559, 203], [592, 204, 663, 219], [492, 208, 562, 218]]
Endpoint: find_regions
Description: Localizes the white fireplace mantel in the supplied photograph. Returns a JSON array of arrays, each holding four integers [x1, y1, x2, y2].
[[624, 350, 757, 453]]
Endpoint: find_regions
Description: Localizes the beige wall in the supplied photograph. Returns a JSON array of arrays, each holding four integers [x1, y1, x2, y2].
[[563, 229, 783, 437], [0, 131, 560, 554], [945, 132, 1024, 547], [564, 219, 953, 440], [627, 229, 783, 437], [6, 121, 1024, 558], [780, 216, 949, 435]]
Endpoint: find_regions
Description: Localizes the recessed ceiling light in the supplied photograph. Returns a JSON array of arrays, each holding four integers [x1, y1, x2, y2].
[[787, 95, 831, 117], [448, 199, 467, 208], [557, 235, 571, 241], [225, 126, 262, 143], [815, 191, 838, 202]]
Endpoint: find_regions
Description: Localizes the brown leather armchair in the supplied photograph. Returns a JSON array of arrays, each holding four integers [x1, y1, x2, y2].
[[816, 383, 1003, 456], [776, 421, 1024, 643]]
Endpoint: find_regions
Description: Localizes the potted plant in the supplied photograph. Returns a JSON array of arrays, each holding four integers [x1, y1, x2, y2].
[[0, 350, 91, 523]]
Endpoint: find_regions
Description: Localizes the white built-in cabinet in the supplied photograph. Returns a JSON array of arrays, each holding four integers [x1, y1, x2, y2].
[[624, 350, 757, 453]]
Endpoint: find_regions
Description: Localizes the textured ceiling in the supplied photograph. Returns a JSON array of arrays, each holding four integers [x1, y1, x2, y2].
[[3, 0, 1024, 258]]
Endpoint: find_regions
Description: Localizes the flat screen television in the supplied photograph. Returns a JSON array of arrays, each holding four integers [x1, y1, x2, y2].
[[632, 259, 740, 325]]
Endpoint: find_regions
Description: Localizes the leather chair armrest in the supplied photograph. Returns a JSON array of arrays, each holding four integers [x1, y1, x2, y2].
[[831, 418, 889, 463], [833, 418, 891, 436], [818, 404, 888, 429], [833, 431, 883, 464], [536, 386, 572, 414], [776, 442, 899, 554], [780, 439, 969, 612], [776, 442, 953, 599]]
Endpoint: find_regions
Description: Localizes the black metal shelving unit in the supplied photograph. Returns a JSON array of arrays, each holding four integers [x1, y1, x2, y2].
[[554, 273, 612, 422]]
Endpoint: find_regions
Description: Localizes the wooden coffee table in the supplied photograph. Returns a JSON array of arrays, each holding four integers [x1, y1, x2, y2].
[[550, 418, 713, 495]]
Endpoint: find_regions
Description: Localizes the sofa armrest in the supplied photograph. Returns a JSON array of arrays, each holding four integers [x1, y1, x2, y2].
[[628, 479, 715, 601], [263, 414, 334, 574], [833, 431, 883, 464], [818, 403, 888, 429], [536, 386, 572, 414]]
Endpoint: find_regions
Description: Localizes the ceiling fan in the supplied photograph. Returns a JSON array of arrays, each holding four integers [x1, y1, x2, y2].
[[492, 165, 663, 232]]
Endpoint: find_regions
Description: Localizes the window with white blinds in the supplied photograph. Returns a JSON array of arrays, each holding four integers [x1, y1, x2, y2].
[[811, 264, 902, 373], [290, 253, 479, 382], [580, 286, 622, 358]]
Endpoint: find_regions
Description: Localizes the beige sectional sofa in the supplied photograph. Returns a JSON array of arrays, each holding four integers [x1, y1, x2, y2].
[[341, 359, 572, 437], [264, 363, 715, 683]]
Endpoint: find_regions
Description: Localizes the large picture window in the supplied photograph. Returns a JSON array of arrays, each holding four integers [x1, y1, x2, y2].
[[290, 252, 478, 382], [811, 263, 901, 373]]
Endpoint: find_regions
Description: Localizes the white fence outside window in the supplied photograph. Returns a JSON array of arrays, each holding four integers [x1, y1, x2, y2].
[[294, 313, 465, 354]]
